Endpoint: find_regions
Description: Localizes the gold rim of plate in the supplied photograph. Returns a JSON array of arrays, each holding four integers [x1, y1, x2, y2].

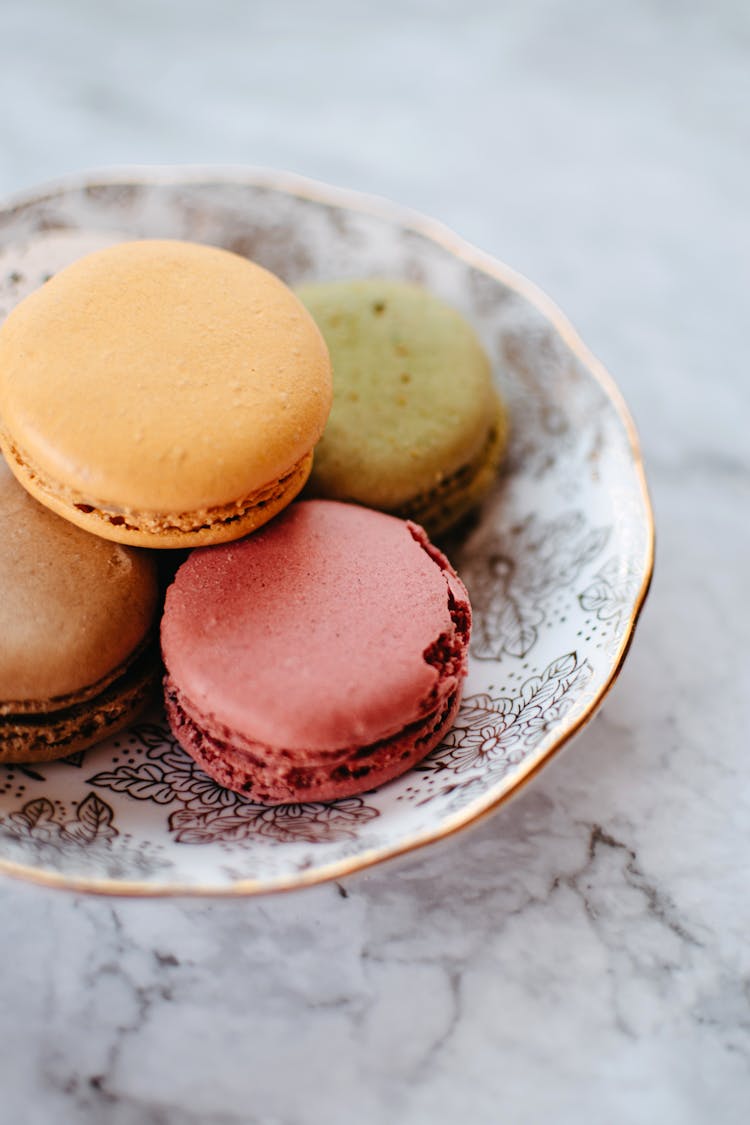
[[0, 166, 655, 897]]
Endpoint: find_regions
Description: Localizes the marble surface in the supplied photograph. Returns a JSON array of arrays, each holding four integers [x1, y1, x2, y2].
[[0, 1, 748, 1122]]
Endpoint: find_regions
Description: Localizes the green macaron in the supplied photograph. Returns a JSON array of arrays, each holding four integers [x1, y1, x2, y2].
[[296, 279, 507, 536]]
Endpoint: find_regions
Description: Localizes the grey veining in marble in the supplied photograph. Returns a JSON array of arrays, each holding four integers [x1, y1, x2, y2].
[[1, 1, 749, 1122]]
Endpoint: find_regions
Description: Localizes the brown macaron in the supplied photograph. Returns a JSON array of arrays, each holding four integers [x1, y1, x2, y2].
[[0, 454, 160, 763]]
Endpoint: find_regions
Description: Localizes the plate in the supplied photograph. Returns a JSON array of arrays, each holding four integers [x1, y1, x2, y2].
[[0, 167, 654, 896]]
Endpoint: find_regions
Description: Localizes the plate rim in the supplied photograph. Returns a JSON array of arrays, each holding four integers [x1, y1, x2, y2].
[[0, 164, 655, 897]]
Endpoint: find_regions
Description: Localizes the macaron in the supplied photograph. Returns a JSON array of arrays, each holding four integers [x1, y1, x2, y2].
[[296, 279, 507, 537], [161, 500, 471, 804], [0, 239, 332, 548], [0, 454, 160, 763]]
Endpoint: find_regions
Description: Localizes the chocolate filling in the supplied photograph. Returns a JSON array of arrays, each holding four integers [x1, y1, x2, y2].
[[0, 644, 160, 761]]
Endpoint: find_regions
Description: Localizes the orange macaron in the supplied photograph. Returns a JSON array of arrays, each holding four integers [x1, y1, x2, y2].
[[0, 239, 332, 548]]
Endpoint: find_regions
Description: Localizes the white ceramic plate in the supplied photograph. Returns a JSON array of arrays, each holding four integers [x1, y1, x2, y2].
[[0, 168, 653, 896]]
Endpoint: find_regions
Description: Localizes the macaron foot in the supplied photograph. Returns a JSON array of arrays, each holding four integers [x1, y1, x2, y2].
[[164, 676, 462, 805], [0, 436, 313, 549], [0, 646, 159, 765]]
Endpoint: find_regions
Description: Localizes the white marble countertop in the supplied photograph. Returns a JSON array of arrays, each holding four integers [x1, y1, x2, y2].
[[1, 2, 748, 1122]]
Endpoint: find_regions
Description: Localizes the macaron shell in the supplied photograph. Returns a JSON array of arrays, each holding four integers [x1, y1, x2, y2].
[[297, 279, 504, 513], [0, 454, 158, 706], [161, 501, 465, 752], [0, 239, 332, 514]]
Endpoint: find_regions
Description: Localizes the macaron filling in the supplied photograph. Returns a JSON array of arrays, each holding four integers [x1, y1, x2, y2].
[[0, 642, 159, 762], [389, 407, 506, 534], [164, 677, 463, 805], [1, 435, 312, 541]]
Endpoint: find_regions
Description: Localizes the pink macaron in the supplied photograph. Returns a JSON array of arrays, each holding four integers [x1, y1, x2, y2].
[[161, 500, 471, 804]]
